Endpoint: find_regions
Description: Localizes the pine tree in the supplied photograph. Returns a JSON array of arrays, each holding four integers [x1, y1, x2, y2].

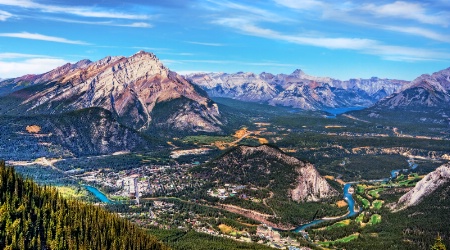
[[431, 233, 447, 250], [0, 162, 169, 250]]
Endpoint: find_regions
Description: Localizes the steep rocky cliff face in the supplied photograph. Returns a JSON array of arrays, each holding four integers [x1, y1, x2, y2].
[[186, 70, 407, 110], [0, 51, 222, 133], [396, 163, 450, 210], [291, 163, 338, 201], [193, 145, 337, 202]]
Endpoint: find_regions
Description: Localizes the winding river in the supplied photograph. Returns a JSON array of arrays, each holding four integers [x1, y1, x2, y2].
[[293, 183, 357, 232], [85, 185, 112, 203], [293, 159, 418, 232]]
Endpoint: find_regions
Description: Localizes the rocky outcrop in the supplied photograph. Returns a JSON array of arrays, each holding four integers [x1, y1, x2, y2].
[[186, 70, 407, 110], [292, 163, 338, 202], [395, 163, 450, 210], [0, 51, 222, 133]]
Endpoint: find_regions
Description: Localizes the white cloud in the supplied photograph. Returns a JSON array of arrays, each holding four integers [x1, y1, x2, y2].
[[0, 0, 149, 20], [362, 1, 449, 27], [186, 41, 225, 47], [212, 17, 450, 61], [0, 32, 90, 45], [382, 25, 450, 43], [213, 18, 376, 50], [0, 52, 57, 59], [0, 58, 67, 78], [0, 9, 12, 21], [273, 0, 324, 10], [43, 17, 152, 28], [120, 22, 152, 28], [207, 0, 290, 23], [272, 1, 450, 43], [368, 44, 450, 62], [175, 59, 296, 67]]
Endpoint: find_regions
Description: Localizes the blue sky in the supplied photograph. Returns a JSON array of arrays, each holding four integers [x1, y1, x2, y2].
[[0, 0, 449, 80]]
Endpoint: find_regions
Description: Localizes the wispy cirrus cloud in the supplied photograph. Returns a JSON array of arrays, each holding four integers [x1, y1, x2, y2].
[[320, 9, 450, 43], [0, 0, 150, 20], [381, 25, 450, 43], [0, 52, 55, 59], [202, 0, 450, 62], [169, 59, 296, 67], [272, 0, 450, 43], [213, 17, 450, 62], [206, 0, 290, 23], [361, 1, 449, 27], [0, 32, 90, 45], [186, 41, 225, 47], [213, 17, 376, 50], [0, 9, 12, 21], [42, 17, 152, 28], [273, 0, 324, 10], [121, 22, 152, 28]]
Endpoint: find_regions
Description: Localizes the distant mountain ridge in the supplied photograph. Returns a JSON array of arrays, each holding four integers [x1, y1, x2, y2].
[[374, 67, 450, 109], [0, 51, 222, 133], [186, 70, 408, 110]]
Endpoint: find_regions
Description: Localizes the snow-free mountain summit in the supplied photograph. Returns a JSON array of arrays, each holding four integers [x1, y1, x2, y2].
[[0, 51, 222, 133]]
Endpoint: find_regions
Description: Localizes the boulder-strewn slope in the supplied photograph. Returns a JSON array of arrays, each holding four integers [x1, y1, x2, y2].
[[0, 51, 222, 133], [186, 70, 407, 110]]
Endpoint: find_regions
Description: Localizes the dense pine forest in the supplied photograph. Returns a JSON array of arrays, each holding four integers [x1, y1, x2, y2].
[[0, 161, 169, 250]]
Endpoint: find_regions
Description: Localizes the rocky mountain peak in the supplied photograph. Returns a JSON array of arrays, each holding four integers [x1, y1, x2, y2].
[[291, 69, 305, 77], [0, 51, 223, 133]]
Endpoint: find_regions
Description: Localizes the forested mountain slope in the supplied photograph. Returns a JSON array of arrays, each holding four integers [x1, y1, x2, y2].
[[0, 161, 169, 250]]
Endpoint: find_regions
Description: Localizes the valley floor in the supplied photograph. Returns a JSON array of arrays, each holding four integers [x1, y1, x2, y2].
[[5, 101, 450, 249]]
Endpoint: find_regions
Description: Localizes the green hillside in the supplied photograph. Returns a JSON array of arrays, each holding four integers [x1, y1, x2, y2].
[[0, 160, 169, 250]]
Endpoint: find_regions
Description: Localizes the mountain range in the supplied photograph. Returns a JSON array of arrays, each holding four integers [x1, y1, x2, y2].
[[1, 51, 449, 159], [2, 51, 449, 125], [186, 70, 409, 110]]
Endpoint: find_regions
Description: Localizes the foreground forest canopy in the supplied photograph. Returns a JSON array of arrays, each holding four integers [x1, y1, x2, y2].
[[0, 161, 169, 250]]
